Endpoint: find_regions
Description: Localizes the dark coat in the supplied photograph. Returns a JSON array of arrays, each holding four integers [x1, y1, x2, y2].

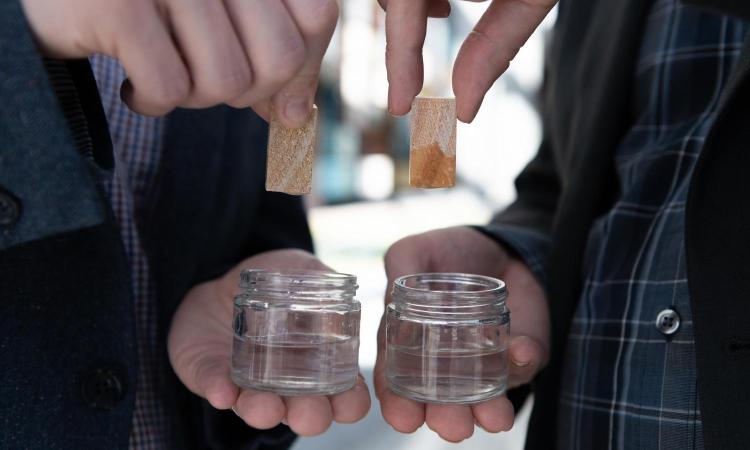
[[487, 1, 750, 449], [0, 1, 312, 448]]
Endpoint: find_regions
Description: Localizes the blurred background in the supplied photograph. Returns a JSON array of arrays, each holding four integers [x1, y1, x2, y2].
[[293, 2, 556, 449]]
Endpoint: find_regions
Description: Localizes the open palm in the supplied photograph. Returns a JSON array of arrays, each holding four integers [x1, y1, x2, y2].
[[168, 249, 371, 436], [375, 226, 550, 442]]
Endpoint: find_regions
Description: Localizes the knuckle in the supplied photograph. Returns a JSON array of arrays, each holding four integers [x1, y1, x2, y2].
[[301, 0, 339, 35], [273, 39, 307, 81], [106, 0, 148, 40], [199, 68, 252, 102], [154, 74, 190, 107]]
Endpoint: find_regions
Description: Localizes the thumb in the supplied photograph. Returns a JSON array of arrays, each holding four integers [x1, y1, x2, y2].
[[507, 335, 548, 388], [452, 0, 556, 122]]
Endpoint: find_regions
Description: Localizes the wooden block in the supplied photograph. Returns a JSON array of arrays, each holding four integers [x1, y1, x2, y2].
[[265, 105, 318, 195], [409, 97, 456, 189]]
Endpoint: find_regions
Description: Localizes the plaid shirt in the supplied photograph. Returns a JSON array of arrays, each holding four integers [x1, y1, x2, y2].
[[491, 1, 748, 449], [558, 1, 749, 448], [90, 55, 168, 449]]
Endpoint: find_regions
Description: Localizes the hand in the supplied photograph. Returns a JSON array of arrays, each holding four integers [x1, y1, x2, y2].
[[375, 226, 550, 442], [379, 0, 557, 122], [20, 0, 338, 124], [168, 249, 371, 436]]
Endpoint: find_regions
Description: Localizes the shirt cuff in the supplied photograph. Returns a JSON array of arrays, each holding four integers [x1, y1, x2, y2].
[[473, 224, 551, 290]]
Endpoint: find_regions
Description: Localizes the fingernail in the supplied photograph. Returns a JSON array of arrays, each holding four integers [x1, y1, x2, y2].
[[512, 357, 531, 367], [284, 97, 311, 125]]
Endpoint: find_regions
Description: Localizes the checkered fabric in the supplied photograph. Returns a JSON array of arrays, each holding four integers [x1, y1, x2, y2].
[[554, 2, 749, 449], [90, 55, 168, 450]]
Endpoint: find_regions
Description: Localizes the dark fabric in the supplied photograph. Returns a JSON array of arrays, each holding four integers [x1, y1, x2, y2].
[[685, 0, 750, 20], [556, 3, 748, 449], [0, 220, 138, 449], [0, 2, 311, 449], [0, 0, 106, 250], [482, 1, 750, 449], [685, 34, 750, 450]]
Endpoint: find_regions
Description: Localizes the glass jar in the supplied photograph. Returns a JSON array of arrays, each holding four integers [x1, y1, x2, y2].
[[386, 273, 510, 404], [231, 269, 361, 396]]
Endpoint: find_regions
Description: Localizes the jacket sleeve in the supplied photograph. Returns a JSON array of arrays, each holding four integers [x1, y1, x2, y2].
[[474, 68, 562, 414]]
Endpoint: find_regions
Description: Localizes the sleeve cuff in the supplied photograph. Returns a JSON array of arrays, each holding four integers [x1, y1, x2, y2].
[[473, 224, 551, 290]]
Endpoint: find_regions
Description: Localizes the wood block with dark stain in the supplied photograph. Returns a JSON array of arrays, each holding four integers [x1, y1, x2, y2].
[[409, 97, 456, 189], [265, 105, 318, 195]]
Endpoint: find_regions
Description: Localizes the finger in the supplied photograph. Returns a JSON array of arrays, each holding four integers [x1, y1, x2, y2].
[[235, 389, 287, 429], [425, 403, 475, 442], [383, 235, 431, 304], [284, 396, 334, 436], [378, 0, 451, 18], [376, 240, 428, 432], [164, 0, 252, 108], [112, 2, 190, 115], [262, 0, 338, 127], [185, 356, 239, 410], [385, 0, 429, 116], [508, 335, 546, 388], [373, 347, 425, 433], [471, 395, 515, 433], [225, 0, 306, 110], [219, 249, 331, 299], [329, 375, 371, 423], [453, 0, 555, 122]]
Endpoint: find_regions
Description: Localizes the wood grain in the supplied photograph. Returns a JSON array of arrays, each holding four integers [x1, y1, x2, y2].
[[409, 97, 456, 188], [265, 105, 318, 195]]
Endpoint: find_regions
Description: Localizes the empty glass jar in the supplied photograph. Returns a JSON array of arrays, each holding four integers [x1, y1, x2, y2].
[[386, 273, 510, 404], [231, 269, 361, 396]]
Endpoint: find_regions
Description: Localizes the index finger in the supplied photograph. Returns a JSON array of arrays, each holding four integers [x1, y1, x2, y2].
[[266, 0, 340, 128], [385, 0, 430, 116], [453, 0, 556, 122]]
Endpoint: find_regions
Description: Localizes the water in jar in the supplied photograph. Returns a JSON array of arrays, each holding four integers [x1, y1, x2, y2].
[[232, 301, 360, 396], [386, 307, 509, 404]]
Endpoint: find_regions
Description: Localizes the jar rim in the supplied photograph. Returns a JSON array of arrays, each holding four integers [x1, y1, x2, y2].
[[390, 273, 507, 319], [394, 272, 506, 296], [240, 269, 357, 288]]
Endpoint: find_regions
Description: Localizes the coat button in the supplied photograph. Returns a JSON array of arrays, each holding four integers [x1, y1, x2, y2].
[[0, 190, 20, 227], [655, 308, 681, 336], [80, 367, 125, 409]]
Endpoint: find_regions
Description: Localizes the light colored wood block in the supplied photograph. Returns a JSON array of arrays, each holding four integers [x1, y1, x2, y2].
[[265, 105, 318, 195], [409, 97, 456, 189]]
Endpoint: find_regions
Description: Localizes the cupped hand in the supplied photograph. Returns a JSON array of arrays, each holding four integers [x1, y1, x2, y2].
[[20, 0, 339, 125], [375, 226, 550, 442], [167, 249, 371, 436], [379, 0, 557, 122]]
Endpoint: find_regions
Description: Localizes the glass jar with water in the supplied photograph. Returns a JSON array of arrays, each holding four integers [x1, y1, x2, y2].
[[231, 269, 361, 396], [386, 273, 510, 404]]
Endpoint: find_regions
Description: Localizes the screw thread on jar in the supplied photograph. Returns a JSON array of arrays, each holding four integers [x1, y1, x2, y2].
[[231, 269, 361, 396], [386, 272, 510, 404]]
